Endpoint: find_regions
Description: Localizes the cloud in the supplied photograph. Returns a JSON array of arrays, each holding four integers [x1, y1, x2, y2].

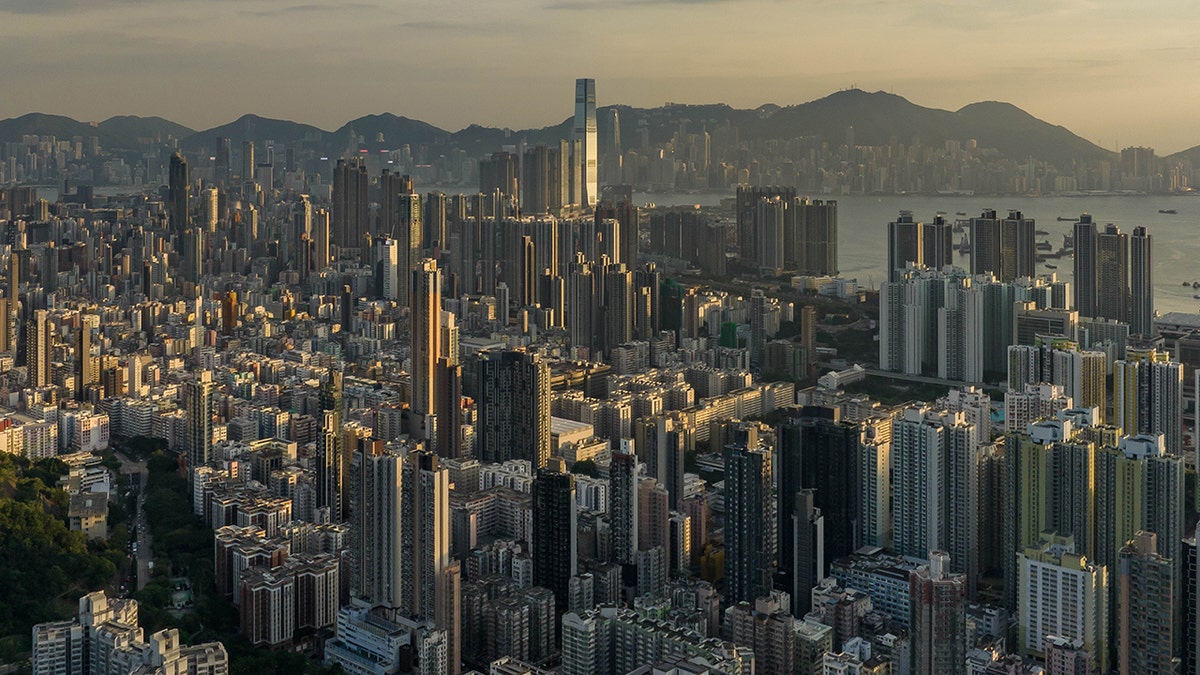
[[547, 0, 737, 9], [0, 0, 140, 14]]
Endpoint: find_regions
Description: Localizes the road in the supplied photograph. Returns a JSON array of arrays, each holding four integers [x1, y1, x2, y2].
[[858, 367, 998, 389], [115, 451, 153, 591]]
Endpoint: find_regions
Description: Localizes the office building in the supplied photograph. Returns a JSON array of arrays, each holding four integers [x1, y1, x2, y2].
[[574, 78, 598, 207]]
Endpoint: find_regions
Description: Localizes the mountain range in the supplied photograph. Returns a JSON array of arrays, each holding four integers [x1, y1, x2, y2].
[[4, 89, 1193, 169]]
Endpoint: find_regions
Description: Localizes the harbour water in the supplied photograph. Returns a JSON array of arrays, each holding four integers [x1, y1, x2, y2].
[[636, 191, 1200, 316], [38, 186, 1200, 314]]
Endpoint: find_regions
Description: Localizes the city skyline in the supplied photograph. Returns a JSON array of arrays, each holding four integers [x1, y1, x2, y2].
[[2, 0, 1199, 152]]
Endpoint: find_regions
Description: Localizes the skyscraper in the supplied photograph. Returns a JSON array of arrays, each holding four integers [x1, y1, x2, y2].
[[424, 190, 447, 250], [633, 415, 687, 509], [723, 440, 774, 606], [411, 259, 442, 425], [792, 489, 824, 617], [795, 198, 838, 276], [215, 136, 231, 186], [755, 196, 786, 276], [316, 409, 344, 522], [333, 158, 369, 252], [184, 371, 214, 468], [476, 349, 551, 468], [777, 408, 859, 579], [168, 152, 190, 239], [1117, 531, 1180, 674], [609, 451, 640, 565], [574, 78, 598, 207], [970, 209, 1036, 282], [241, 140, 255, 185], [1073, 214, 1098, 317], [521, 145, 551, 216], [1130, 225, 1153, 336], [433, 358, 463, 460], [379, 169, 408, 236], [1095, 434, 1185, 572], [1113, 347, 1183, 453], [316, 368, 345, 520], [1095, 224, 1130, 323], [887, 210, 922, 281], [891, 405, 980, 589], [373, 237, 400, 300], [75, 320, 96, 401], [26, 309, 50, 388], [1017, 534, 1109, 673], [532, 464, 577, 611], [396, 193, 422, 302], [399, 449, 450, 624], [351, 439, 403, 608], [910, 551, 967, 673]]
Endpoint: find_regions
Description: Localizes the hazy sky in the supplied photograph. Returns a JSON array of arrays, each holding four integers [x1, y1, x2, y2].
[[1, 0, 1197, 152]]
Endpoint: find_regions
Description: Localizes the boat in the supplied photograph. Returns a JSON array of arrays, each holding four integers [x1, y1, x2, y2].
[[1184, 281, 1192, 287], [1036, 241, 1053, 251], [955, 211, 967, 216], [1046, 264, 1058, 269], [1193, 282, 1199, 289], [1035, 229, 1049, 236], [1194, 294, 1200, 299], [1159, 209, 1178, 214], [1057, 216, 1078, 222]]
